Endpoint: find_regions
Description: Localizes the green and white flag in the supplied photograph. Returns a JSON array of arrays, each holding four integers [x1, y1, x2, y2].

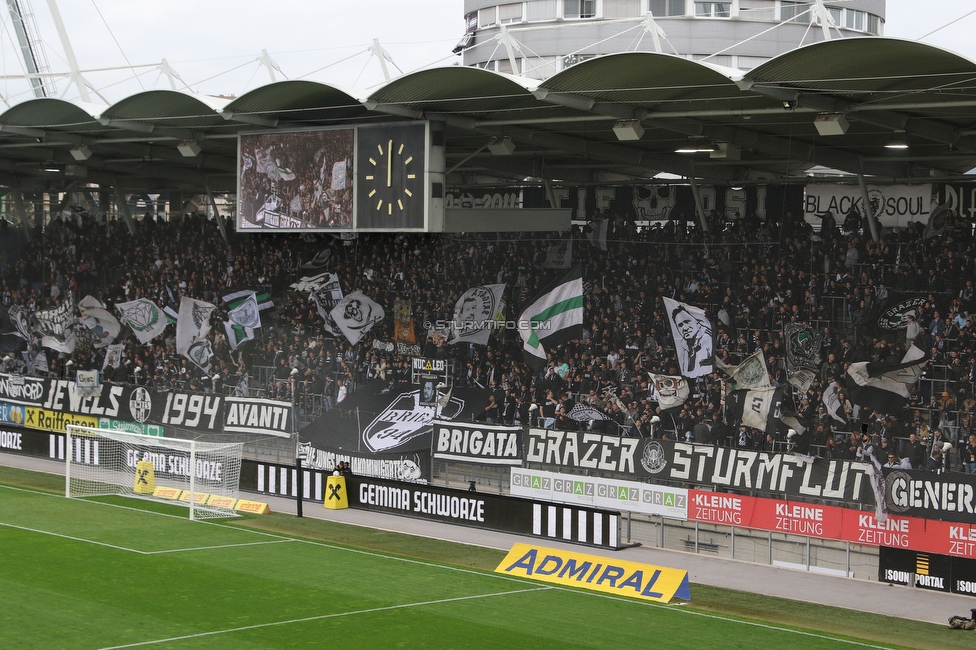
[[222, 290, 272, 351], [517, 266, 583, 370], [116, 298, 167, 344]]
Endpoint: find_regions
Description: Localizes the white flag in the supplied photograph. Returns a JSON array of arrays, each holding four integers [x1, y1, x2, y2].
[[649, 373, 690, 411], [116, 298, 167, 344], [35, 293, 76, 353], [449, 284, 505, 346], [331, 160, 347, 190], [176, 297, 215, 370], [330, 291, 384, 344], [227, 291, 262, 329], [721, 350, 770, 391], [78, 295, 121, 349], [103, 343, 125, 370], [663, 297, 714, 379]]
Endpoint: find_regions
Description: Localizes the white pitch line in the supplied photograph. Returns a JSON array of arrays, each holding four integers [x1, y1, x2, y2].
[[143, 539, 295, 554], [0, 483, 902, 647], [0, 521, 149, 555], [546, 586, 893, 649], [96, 586, 554, 649]]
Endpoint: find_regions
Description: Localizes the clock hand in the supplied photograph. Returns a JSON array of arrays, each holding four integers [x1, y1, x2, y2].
[[387, 139, 393, 187]]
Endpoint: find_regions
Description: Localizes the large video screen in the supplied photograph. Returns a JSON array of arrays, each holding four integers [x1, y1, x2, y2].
[[236, 123, 431, 232], [238, 128, 355, 231]]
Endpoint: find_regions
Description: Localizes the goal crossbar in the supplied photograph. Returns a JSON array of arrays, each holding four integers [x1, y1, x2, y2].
[[65, 425, 244, 520]]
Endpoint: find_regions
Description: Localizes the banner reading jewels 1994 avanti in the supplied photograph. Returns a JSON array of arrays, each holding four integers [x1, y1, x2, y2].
[[0, 373, 294, 438], [524, 429, 873, 503]]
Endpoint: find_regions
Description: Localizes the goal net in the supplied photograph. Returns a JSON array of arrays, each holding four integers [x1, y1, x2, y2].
[[65, 425, 244, 520]]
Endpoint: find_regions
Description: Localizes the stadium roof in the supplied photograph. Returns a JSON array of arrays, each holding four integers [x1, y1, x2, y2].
[[2, 37, 976, 194]]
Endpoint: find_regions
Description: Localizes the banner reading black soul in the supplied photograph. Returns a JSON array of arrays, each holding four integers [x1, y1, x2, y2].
[[884, 468, 976, 525], [525, 429, 873, 503], [431, 421, 522, 465], [878, 546, 976, 596]]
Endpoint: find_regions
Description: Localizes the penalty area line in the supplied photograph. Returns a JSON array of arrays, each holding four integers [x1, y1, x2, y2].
[[143, 539, 296, 554], [0, 521, 150, 555], [96, 586, 553, 649]]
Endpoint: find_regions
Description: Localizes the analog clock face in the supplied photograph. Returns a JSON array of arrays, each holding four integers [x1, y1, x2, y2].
[[356, 124, 426, 229]]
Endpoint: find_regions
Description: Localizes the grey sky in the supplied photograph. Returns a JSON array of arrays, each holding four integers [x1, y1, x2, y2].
[[0, 1, 971, 106]]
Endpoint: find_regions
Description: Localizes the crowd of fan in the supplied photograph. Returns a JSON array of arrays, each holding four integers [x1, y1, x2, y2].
[[1, 203, 975, 472]]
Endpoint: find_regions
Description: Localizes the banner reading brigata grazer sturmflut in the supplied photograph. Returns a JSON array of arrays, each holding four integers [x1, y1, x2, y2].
[[524, 429, 873, 503]]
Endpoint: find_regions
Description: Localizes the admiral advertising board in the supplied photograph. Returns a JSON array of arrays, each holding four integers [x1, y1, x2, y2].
[[432, 421, 522, 465], [524, 431, 873, 503], [496, 543, 690, 603]]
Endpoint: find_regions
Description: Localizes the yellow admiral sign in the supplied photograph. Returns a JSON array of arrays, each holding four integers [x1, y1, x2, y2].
[[236, 499, 271, 514], [495, 543, 690, 603], [153, 486, 183, 500]]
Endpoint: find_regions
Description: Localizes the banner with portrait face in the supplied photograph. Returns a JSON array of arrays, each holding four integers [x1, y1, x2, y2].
[[662, 298, 713, 379]]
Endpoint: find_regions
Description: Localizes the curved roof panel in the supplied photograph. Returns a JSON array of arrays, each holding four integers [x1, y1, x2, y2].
[[367, 66, 539, 115], [541, 52, 748, 108], [750, 37, 976, 97], [0, 38, 975, 194], [100, 90, 229, 128], [0, 98, 100, 128], [224, 80, 362, 115]]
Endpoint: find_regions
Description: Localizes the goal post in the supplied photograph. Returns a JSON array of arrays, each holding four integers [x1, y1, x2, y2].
[[65, 425, 244, 520]]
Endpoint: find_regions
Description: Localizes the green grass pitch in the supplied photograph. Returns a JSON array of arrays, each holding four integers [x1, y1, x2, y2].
[[0, 471, 964, 649]]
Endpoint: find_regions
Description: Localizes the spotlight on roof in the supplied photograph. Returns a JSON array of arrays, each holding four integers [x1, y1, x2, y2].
[[177, 141, 202, 157], [814, 113, 849, 136], [885, 139, 909, 150], [70, 145, 92, 161], [487, 136, 515, 156], [612, 119, 644, 141]]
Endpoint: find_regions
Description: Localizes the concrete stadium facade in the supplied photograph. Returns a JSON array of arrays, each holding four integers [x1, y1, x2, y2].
[[461, 0, 886, 76]]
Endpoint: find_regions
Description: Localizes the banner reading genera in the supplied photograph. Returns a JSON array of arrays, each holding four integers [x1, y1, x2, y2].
[[883, 468, 976, 525], [524, 430, 873, 503]]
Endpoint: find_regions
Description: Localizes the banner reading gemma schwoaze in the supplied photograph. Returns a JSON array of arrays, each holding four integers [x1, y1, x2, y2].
[[300, 380, 490, 455]]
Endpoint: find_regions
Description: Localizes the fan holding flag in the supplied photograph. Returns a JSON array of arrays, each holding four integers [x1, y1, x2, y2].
[[517, 266, 583, 370]]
